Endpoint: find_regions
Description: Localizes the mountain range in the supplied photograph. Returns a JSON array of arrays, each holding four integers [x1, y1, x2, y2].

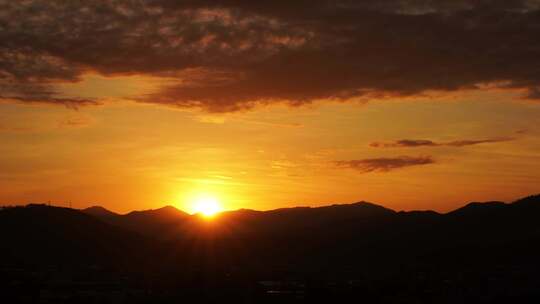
[[1, 194, 540, 303]]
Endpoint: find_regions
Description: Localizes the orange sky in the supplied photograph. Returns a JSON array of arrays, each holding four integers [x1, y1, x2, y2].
[[1, 79, 539, 213], [1, 2, 540, 213]]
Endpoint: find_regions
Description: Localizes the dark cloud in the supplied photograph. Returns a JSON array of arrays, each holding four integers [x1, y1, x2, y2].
[[370, 139, 437, 148], [0, 93, 101, 109], [0, 46, 92, 107], [2, 1, 540, 111], [445, 138, 514, 147], [370, 137, 514, 148], [525, 86, 540, 100], [335, 156, 435, 173]]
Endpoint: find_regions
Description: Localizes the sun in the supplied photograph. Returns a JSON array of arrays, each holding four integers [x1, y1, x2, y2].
[[192, 195, 222, 217]]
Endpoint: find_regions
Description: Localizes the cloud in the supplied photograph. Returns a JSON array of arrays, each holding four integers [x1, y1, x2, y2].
[[57, 116, 93, 128], [0, 123, 33, 133], [2, 1, 540, 111], [370, 137, 514, 148], [370, 139, 437, 148], [335, 156, 435, 173], [524, 86, 540, 100], [444, 138, 514, 147], [0, 75, 100, 109]]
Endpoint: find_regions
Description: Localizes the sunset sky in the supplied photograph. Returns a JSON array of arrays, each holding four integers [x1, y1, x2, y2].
[[1, 0, 539, 213]]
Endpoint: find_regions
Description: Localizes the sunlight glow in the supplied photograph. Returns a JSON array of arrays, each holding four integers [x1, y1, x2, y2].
[[192, 195, 222, 217]]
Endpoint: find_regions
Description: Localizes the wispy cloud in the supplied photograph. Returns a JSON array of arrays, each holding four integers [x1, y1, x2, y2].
[[335, 156, 435, 173], [444, 138, 514, 147], [370, 137, 514, 148], [57, 116, 93, 128], [370, 140, 438, 148], [0, 123, 33, 133]]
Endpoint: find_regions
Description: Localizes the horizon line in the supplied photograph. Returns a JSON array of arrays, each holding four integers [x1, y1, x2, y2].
[[2, 193, 539, 217]]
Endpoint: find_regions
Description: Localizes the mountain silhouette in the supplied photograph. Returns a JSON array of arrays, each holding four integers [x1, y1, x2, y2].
[[448, 200, 507, 215], [0, 204, 148, 267], [2, 194, 540, 303], [82, 205, 189, 238], [78, 196, 540, 243], [83, 205, 120, 218]]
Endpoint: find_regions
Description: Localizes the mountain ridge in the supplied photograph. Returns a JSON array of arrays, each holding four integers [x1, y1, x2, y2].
[[5, 194, 539, 242], [77, 194, 540, 218], [2, 193, 540, 302]]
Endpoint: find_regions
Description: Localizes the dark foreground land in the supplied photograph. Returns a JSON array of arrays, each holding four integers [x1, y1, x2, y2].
[[1, 194, 540, 303]]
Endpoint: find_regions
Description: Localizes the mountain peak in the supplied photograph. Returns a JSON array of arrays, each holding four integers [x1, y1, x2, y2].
[[448, 201, 506, 216], [126, 205, 188, 218], [156, 205, 182, 212], [512, 194, 540, 206], [508, 194, 540, 214], [353, 201, 395, 211], [83, 206, 119, 217]]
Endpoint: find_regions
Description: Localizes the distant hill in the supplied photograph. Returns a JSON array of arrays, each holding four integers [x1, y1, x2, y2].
[[82, 201, 397, 240], [2, 195, 540, 302], [447, 201, 507, 216], [82, 205, 189, 238], [83, 205, 120, 218], [80, 195, 540, 242], [0, 204, 149, 267], [4, 194, 540, 272]]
